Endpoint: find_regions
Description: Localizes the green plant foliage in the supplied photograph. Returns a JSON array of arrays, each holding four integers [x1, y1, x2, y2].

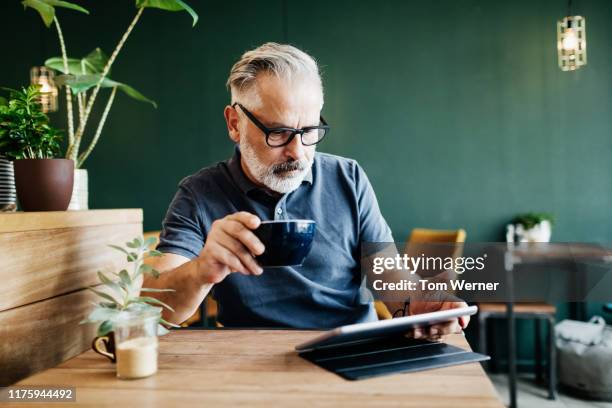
[[55, 74, 157, 108], [22, 0, 88, 27], [0, 86, 63, 160], [136, 0, 198, 26], [513, 212, 555, 230], [45, 48, 110, 75], [80, 236, 179, 336], [26, 0, 198, 167]]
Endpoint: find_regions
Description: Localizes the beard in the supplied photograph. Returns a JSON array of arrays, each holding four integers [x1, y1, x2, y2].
[[239, 137, 313, 194]]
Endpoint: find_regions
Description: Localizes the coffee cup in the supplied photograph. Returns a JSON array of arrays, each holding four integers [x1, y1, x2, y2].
[[253, 219, 316, 267]]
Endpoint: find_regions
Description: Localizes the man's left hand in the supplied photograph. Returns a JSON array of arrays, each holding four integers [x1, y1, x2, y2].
[[407, 300, 471, 341]]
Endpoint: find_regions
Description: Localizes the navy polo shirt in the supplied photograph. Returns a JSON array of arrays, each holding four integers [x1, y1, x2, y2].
[[157, 146, 394, 328]]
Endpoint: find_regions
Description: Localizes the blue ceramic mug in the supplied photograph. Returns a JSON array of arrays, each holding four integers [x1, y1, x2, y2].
[[253, 220, 316, 267]]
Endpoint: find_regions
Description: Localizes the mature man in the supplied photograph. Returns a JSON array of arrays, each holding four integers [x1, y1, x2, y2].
[[145, 43, 469, 337]]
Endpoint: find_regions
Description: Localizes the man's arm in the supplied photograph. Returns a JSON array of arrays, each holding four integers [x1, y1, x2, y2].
[[143, 212, 265, 325], [143, 253, 212, 325]]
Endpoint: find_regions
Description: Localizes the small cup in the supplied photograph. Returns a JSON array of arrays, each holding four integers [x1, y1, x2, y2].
[[253, 220, 316, 267], [92, 308, 160, 380]]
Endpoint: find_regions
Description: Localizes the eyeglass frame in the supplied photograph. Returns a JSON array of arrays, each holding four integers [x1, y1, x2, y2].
[[232, 102, 330, 148]]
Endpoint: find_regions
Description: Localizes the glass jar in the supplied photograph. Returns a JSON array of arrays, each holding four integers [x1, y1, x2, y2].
[[113, 307, 161, 380]]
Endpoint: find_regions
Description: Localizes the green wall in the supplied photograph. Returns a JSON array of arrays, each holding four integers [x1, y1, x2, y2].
[[2, 0, 611, 364], [3, 0, 611, 243]]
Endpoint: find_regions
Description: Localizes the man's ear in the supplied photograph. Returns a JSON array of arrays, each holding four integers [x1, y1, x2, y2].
[[224, 105, 240, 143]]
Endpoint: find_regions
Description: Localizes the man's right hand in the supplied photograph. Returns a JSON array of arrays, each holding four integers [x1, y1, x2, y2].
[[196, 211, 265, 284]]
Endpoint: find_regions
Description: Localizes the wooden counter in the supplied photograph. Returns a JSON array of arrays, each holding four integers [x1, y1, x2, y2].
[[7, 329, 503, 407], [0, 209, 143, 385]]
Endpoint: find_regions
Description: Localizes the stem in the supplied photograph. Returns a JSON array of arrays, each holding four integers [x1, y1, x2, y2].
[[77, 87, 117, 168], [53, 17, 74, 147], [71, 7, 145, 165], [76, 92, 85, 124]]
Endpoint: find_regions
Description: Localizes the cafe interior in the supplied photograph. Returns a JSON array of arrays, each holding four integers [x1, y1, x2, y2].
[[0, 1, 611, 407]]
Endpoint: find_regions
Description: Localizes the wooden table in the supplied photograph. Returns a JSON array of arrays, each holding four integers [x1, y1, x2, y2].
[[6, 329, 503, 407]]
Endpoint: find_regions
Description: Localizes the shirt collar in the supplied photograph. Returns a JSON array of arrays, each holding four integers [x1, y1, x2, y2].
[[228, 145, 313, 196]]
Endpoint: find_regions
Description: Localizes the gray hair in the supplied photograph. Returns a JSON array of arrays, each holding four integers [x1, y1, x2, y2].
[[226, 42, 323, 104]]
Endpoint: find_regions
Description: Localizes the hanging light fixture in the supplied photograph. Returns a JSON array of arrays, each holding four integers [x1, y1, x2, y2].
[[29, 66, 59, 112], [557, 0, 587, 71]]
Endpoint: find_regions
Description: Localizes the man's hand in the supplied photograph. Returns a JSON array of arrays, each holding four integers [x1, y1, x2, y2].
[[407, 300, 471, 341], [196, 211, 265, 284]]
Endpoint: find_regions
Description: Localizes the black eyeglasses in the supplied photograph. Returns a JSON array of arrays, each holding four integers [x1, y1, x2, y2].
[[232, 102, 330, 148]]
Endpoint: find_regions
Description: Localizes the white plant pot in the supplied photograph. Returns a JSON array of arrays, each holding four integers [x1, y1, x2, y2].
[[68, 168, 89, 210], [515, 220, 552, 243]]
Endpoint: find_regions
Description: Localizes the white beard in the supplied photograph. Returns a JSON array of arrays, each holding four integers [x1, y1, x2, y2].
[[239, 138, 313, 194]]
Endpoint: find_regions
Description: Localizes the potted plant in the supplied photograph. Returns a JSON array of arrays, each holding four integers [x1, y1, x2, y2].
[[0, 95, 17, 211], [83, 235, 179, 379], [511, 212, 555, 243], [23, 0, 199, 209], [0, 85, 74, 211]]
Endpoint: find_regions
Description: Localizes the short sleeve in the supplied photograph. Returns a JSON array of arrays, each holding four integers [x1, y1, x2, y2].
[[156, 182, 205, 260], [354, 162, 394, 244]]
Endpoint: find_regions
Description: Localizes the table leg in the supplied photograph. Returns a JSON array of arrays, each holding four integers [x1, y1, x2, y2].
[[535, 318, 542, 383], [547, 315, 557, 400], [507, 302, 517, 408]]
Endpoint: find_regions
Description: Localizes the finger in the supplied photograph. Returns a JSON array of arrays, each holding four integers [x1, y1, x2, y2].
[[217, 230, 263, 275], [459, 315, 470, 329], [227, 211, 261, 230], [430, 319, 461, 335], [223, 219, 265, 255], [209, 241, 250, 275], [413, 327, 423, 339]]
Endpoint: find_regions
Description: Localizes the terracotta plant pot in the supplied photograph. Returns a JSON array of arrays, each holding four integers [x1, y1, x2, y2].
[[14, 159, 74, 211]]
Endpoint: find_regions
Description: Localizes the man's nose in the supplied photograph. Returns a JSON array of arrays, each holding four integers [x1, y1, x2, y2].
[[283, 132, 305, 161]]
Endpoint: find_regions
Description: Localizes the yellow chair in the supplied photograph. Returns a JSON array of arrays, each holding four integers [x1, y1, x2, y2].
[[375, 228, 467, 320]]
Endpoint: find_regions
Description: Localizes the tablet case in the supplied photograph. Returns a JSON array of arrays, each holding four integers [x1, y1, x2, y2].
[[298, 335, 490, 381]]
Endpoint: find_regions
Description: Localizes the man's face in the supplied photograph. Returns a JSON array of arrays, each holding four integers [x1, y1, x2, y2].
[[226, 73, 323, 193]]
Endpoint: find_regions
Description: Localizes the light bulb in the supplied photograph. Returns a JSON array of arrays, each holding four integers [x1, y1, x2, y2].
[[38, 81, 52, 93], [562, 29, 578, 50]]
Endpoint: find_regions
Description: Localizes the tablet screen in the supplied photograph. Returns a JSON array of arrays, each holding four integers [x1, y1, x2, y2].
[[295, 305, 478, 351]]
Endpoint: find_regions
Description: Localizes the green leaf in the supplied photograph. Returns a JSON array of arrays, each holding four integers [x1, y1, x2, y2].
[[147, 249, 164, 257], [22, 0, 55, 27], [44, 57, 82, 75], [54, 74, 157, 107], [140, 287, 175, 293], [139, 263, 153, 275], [160, 317, 180, 328], [102, 78, 157, 108], [119, 269, 132, 286], [44, 0, 88, 14], [132, 296, 175, 312], [23, 0, 89, 28], [144, 237, 157, 248], [157, 323, 169, 336], [45, 48, 109, 75], [138, 264, 161, 278], [86, 306, 121, 322], [81, 48, 108, 74], [87, 287, 120, 305], [97, 271, 125, 296], [108, 244, 129, 256], [0, 96, 7, 106], [136, 0, 198, 27], [97, 320, 114, 336]]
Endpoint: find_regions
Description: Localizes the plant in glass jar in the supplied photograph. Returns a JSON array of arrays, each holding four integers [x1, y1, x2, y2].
[[81, 235, 179, 337]]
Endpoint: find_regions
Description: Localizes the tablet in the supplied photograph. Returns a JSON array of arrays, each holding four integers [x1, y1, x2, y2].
[[295, 305, 478, 352]]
